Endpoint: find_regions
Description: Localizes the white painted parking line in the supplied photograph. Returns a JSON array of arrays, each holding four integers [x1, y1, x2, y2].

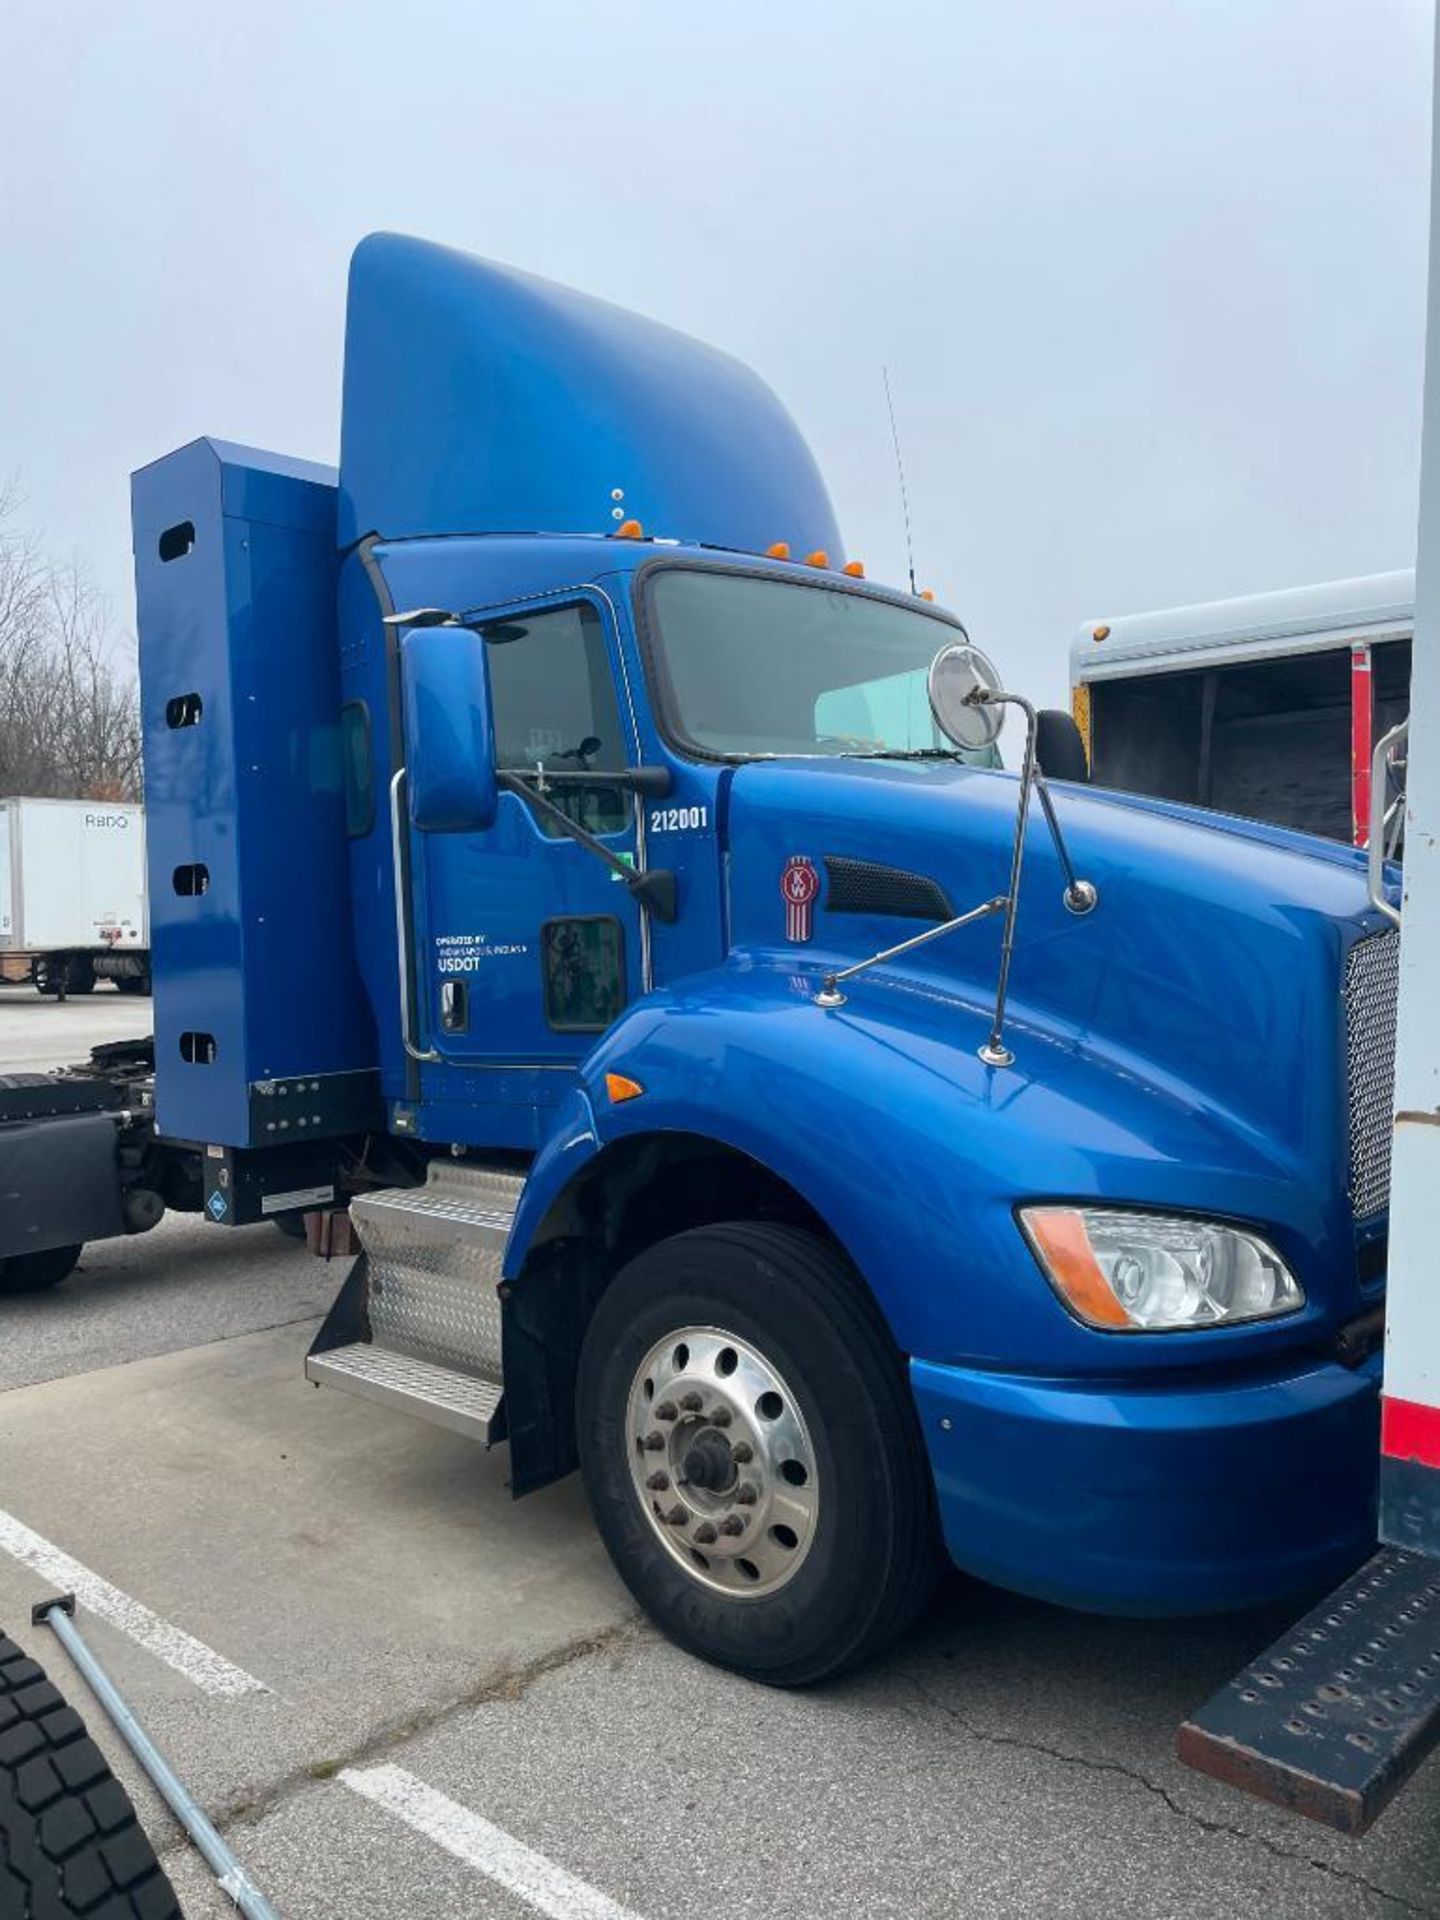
[[0, 1507, 268, 1698], [341, 1764, 645, 1920]]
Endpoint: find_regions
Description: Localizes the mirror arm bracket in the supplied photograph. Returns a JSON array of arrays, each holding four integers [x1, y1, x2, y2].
[[965, 691, 1097, 1065], [497, 772, 678, 924], [529, 765, 672, 798]]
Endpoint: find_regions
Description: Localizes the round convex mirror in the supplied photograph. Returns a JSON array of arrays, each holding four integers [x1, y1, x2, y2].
[[927, 642, 1007, 751]]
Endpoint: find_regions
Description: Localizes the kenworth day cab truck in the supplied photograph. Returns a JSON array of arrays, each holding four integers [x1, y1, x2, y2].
[[114, 233, 1402, 1687]]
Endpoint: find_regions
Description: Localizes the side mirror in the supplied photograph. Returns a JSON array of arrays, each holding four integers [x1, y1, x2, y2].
[[401, 627, 499, 831], [1035, 709, 1090, 784], [928, 642, 1007, 751]]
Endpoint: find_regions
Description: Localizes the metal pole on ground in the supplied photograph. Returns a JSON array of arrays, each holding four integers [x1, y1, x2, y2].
[[32, 1593, 281, 1920]]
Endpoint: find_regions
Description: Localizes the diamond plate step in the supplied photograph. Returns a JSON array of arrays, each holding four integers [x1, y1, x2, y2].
[[349, 1163, 524, 1380], [305, 1343, 505, 1444]]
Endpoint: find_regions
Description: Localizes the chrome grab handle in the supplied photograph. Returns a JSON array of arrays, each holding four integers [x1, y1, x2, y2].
[[390, 768, 440, 1062], [1367, 719, 1407, 928]]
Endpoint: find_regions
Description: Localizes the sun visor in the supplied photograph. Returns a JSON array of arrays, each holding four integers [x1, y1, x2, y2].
[[337, 233, 842, 560]]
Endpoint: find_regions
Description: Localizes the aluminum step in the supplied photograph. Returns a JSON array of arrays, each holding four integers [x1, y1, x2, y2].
[[305, 1343, 504, 1443], [306, 1162, 524, 1445], [350, 1162, 524, 1380]]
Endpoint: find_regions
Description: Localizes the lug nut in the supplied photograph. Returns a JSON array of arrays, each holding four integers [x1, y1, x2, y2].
[[655, 1402, 678, 1422], [645, 1471, 670, 1491], [710, 1407, 732, 1428], [664, 1504, 689, 1527], [731, 1441, 754, 1464], [693, 1522, 718, 1544], [680, 1391, 704, 1413], [720, 1515, 746, 1536], [735, 1482, 759, 1506], [642, 1432, 665, 1452]]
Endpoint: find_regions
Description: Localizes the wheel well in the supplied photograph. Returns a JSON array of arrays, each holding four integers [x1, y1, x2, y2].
[[502, 1132, 860, 1498]]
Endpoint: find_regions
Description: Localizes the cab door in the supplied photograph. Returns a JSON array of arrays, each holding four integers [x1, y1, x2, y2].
[[410, 593, 645, 1070]]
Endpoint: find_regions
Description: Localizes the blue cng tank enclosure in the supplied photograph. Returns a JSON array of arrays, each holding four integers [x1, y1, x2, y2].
[[133, 439, 378, 1150], [338, 232, 842, 558]]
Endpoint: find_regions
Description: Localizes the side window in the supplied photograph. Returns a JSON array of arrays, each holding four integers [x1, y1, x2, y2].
[[340, 702, 374, 836], [484, 602, 630, 836]]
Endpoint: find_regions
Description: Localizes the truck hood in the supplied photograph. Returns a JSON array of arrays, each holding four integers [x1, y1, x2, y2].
[[722, 756, 1390, 1183]]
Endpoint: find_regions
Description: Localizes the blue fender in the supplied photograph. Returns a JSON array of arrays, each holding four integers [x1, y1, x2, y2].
[[505, 958, 1363, 1378]]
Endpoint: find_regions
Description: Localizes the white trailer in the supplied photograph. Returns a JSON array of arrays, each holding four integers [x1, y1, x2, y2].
[[1069, 571, 1414, 845], [0, 798, 150, 996]]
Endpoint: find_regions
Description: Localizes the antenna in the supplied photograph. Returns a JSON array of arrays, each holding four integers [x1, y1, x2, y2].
[[882, 365, 917, 595]]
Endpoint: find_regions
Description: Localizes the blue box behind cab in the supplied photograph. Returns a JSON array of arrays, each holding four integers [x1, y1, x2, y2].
[[133, 439, 376, 1147]]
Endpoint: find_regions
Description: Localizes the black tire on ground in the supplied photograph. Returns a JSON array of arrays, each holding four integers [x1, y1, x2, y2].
[[34, 958, 94, 999], [0, 1627, 181, 1918], [271, 1213, 308, 1241], [0, 1247, 82, 1296], [576, 1222, 937, 1688], [114, 976, 150, 997]]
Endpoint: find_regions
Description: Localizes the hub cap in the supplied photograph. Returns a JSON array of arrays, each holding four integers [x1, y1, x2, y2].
[[626, 1325, 819, 1598]]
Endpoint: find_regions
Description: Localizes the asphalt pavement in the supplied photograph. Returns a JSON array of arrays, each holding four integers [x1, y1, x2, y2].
[[1, 996, 1438, 1918]]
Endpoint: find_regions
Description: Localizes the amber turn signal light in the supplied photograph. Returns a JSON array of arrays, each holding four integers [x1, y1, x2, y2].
[[1020, 1210, 1132, 1329], [604, 1071, 645, 1104], [805, 550, 830, 569], [614, 519, 644, 540], [765, 542, 791, 560], [842, 561, 865, 578]]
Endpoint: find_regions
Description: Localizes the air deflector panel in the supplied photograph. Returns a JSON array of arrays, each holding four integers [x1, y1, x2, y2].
[[338, 232, 842, 560]]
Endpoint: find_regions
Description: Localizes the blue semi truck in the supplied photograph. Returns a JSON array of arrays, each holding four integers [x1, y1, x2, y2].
[[118, 234, 1394, 1685]]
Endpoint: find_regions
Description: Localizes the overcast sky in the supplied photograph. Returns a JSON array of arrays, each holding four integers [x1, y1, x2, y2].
[[1, 0, 1432, 706]]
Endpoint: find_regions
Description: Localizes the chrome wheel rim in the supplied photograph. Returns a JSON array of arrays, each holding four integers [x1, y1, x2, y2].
[[625, 1325, 820, 1598]]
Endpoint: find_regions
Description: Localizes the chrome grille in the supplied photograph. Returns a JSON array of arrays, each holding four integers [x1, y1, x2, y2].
[[1345, 930, 1400, 1219]]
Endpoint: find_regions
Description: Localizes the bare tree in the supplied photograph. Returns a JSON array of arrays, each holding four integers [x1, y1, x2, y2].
[[45, 564, 141, 800], [0, 486, 140, 801]]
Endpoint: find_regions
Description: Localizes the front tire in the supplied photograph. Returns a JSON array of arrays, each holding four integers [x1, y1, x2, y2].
[[577, 1223, 936, 1686]]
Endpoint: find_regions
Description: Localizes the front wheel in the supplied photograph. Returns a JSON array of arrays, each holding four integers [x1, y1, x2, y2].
[[577, 1223, 936, 1687]]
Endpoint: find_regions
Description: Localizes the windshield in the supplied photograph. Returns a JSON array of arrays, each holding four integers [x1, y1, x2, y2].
[[644, 568, 1002, 764]]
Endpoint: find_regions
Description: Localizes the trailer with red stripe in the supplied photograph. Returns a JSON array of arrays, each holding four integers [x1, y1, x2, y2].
[[1068, 570, 1413, 851]]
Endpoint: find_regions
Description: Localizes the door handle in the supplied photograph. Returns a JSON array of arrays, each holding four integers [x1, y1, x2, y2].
[[390, 768, 441, 1062]]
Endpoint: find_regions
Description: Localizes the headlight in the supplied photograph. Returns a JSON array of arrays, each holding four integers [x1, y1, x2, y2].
[[1019, 1207, 1304, 1332]]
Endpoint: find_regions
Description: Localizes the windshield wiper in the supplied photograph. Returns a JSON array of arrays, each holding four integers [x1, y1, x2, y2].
[[837, 746, 965, 762]]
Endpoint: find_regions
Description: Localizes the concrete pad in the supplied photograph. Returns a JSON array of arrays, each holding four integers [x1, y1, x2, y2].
[[0, 1213, 337, 1391], [0, 1317, 634, 1829]]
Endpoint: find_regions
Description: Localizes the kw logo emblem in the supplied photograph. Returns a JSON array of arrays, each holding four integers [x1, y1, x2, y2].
[[781, 855, 819, 942]]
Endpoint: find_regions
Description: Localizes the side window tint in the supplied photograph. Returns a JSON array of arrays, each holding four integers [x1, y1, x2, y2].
[[485, 603, 629, 836], [341, 702, 374, 836], [542, 917, 625, 1031]]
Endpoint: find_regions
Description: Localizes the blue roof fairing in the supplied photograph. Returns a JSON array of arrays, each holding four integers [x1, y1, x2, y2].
[[338, 233, 843, 562]]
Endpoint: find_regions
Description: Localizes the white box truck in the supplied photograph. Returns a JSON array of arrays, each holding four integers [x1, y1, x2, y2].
[[0, 798, 150, 996], [1069, 570, 1414, 845]]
